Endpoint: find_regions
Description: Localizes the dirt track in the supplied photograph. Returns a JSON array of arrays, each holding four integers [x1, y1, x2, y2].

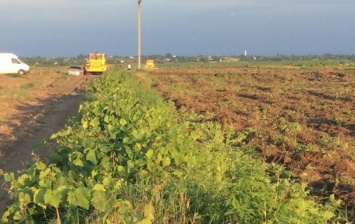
[[0, 67, 98, 215]]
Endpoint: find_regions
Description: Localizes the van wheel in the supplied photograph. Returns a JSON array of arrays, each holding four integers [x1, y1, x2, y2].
[[18, 70, 25, 75]]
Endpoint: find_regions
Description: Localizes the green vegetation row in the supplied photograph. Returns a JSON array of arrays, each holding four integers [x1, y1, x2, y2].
[[0, 69, 347, 223]]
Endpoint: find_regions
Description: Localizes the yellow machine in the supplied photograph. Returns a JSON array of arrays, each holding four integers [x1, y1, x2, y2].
[[84, 53, 107, 75], [145, 59, 155, 69]]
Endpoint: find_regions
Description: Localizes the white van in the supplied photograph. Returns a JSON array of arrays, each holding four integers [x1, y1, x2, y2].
[[0, 53, 30, 75]]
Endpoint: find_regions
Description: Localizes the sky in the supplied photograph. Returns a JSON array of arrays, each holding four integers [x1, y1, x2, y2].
[[0, 0, 355, 57]]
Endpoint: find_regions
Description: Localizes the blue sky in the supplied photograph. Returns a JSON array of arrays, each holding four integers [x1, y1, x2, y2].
[[0, 0, 354, 57]]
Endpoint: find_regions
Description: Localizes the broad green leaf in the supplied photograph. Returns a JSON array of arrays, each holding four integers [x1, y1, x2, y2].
[[147, 160, 154, 171], [91, 190, 107, 212], [117, 165, 125, 173], [2, 210, 11, 222], [35, 161, 47, 171], [4, 172, 14, 182], [100, 156, 110, 170], [18, 192, 31, 210], [91, 169, 98, 178], [17, 174, 29, 186], [139, 218, 152, 224], [103, 176, 112, 187], [114, 179, 123, 190], [126, 147, 133, 159], [132, 129, 139, 139], [70, 152, 84, 167], [57, 126, 72, 136], [39, 168, 51, 178], [33, 189, 46, 209], [123, 137, 130, 143], [173, 153, 185, 166], [67, 187, 91, 210], [90, 117, 100, 128], [39, 179, 52, 188], [143, 204, 154, 220], [134, 143, 142, 152], [104, 115, 110, 123], [44, 189, 62, 207], [93, 184, 106, 192], [120, 118, 127, 126], [146, 149, 154, 160], [86, 149, 98, 164], [13, 211, 23, 221], [82, 120, 89, 130], [127, 160, 135, 169], [162, 157, 171, 168]]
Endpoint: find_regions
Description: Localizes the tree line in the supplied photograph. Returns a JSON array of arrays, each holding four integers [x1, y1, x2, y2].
[[21, 54, 355, 67]]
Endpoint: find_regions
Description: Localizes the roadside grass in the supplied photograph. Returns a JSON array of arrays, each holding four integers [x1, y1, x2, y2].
[[9, 83, 37, 99], [6, 73, 22, 78], [31, 141, 45, 149], [0, 114, 11, 125], [20, 83, 35, 90]]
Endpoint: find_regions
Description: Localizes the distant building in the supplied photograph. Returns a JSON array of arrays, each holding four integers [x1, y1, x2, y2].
[[223, 57, 240, 62]]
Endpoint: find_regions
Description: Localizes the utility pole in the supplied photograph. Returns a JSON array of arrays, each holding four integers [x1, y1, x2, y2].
[[137, 0, 142, 69]]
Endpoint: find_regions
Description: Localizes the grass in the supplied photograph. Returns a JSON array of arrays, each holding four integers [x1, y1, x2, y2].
[[5, 73, 23, 78], [0, 114, 11, 125], [31, 141, 45, 149], [8, 83, 37, 99], [20, 83, 35, 90]]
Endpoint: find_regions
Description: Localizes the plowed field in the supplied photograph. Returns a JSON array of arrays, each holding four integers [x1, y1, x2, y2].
[[148, 65, 355, 210]]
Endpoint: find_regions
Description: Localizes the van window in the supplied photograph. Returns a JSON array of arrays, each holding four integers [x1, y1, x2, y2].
[[12, 58, 21, 64]]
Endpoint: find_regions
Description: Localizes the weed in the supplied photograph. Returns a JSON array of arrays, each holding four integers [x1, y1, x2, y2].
[[0, 114, 11, 124], [20, 83, 35, 89], [31, 141, 44, 149], [7, 73, 21, 78]]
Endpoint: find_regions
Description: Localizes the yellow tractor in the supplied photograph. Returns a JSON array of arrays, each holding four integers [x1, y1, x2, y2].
[[84, 53, 107, 75], [145, 59, 155, 69]]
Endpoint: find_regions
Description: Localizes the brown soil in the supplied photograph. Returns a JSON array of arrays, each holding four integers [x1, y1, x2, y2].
[[0, 67, 98, 215], [148, 65, 355, 210]]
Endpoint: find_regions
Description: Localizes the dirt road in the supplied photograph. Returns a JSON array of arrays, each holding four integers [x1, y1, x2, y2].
[[0, 67, 98, 215]]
